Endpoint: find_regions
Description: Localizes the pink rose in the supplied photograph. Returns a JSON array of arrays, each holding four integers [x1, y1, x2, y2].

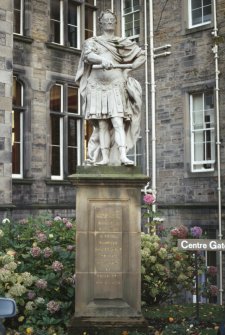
[[143, 194, 156, 205], [35, 279, 48, 289], [47, 300, 60, 314], [43, 247, 53, 258], [30, 246, 42, 257], [36, 232, 47, 242], [52, 261, 64, 272], [65, 222, 73, 229]]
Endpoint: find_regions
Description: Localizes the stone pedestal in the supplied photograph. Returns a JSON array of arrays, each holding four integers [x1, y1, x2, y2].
[[69, 166, 148, 334]]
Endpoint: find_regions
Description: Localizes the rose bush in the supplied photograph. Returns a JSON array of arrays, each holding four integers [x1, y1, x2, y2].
[[0, 215, 76, 335], [142, 193, 164, 235]]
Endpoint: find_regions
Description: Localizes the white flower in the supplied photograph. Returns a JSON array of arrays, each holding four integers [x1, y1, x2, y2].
[[8, 283, 27, 297], [21, 272, 36, 286], [4, 261, 17, 271], [0, 269, 11, 282], [25, 301, 35, 311], [0, 229, 4, 237], [2, 218, 10, 224], [54, 216, 61, 221]]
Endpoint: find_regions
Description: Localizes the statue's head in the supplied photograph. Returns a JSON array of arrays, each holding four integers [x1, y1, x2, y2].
[[98, 9, 117, 28]]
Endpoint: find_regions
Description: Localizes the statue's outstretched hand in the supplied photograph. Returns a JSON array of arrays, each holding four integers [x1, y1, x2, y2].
[[101, 58, 114, 70]]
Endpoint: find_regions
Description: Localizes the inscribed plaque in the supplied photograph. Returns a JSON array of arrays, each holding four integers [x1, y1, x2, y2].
[[94, 273, 123, 299], [95, 232, 122, 272], [94, 205, 122, 232]]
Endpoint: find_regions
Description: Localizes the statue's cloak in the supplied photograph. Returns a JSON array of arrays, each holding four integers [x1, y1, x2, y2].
[[75, 36, 143, 164]]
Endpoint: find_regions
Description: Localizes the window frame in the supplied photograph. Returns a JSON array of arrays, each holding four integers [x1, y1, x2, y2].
[[188, 0, 212, 29], [13, 0, 24, 35], [66, 84, 82, 175], [84, 0, 97, 39], [192, 229, 217, 304], [190, 91, 215, 173], [50, 0, 82, 49], [67, 1, 81, 48], [49, 0, 97, 49], [50, 83, 64, 180], [127, 136, 142, 166], [121, 0, 140, 41], [12, 76, 24, 179], [50, 83, 81, 181]]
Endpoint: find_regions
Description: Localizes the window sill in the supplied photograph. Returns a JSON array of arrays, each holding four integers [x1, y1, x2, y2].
[[45, 42, 82, 55], [12, 203, 75, 210], [0, 204, 16, 211], [12, 178, 34, 185], [184, 22, 213, 35], [184, 170, 217, 179], [160, 202, 218, 209], [45, 179, 73, 186], [13, 34, 33, 44]]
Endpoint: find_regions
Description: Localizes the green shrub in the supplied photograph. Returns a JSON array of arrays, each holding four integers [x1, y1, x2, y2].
[[141, 231, 202, 305], [0, 215, 76, 335], [141, 193, 208, 305]]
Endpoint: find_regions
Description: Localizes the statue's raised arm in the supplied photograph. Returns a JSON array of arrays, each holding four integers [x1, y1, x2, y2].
[[75, 9, 146, 166]]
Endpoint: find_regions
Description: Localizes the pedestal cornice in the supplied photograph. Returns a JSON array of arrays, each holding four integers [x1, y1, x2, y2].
[[69, 166, 149, 187]]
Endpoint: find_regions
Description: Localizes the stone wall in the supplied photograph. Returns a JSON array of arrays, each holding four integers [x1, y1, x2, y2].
[[10, 0, 148, 220], [0, 0, 13, 220], [12, 0, 79, 219], [2, 0, 225, 230], [152, 0, 225, 229]]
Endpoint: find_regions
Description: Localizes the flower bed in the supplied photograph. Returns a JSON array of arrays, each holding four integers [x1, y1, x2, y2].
[[0, 215, 76, 335], [0, 210, 222, 335]]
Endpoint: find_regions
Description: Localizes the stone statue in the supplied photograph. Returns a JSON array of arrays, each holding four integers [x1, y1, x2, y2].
[[75, 9, 145, 166]]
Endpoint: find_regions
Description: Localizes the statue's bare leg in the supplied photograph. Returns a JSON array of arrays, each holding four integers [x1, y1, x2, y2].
[[111, 117, 134, 165], [95, 120, 110, 165]]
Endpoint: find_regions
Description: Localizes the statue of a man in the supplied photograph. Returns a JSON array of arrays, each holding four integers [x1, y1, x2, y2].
[[75, 9, 145, 166]]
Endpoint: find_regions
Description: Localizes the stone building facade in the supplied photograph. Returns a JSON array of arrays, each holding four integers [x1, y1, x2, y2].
[[151, 0, 225, 303], [0, 1, 225, 279], [152, 0, 225, 237], [0, 0, 13, 216], [0, 0, 147, 220]]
